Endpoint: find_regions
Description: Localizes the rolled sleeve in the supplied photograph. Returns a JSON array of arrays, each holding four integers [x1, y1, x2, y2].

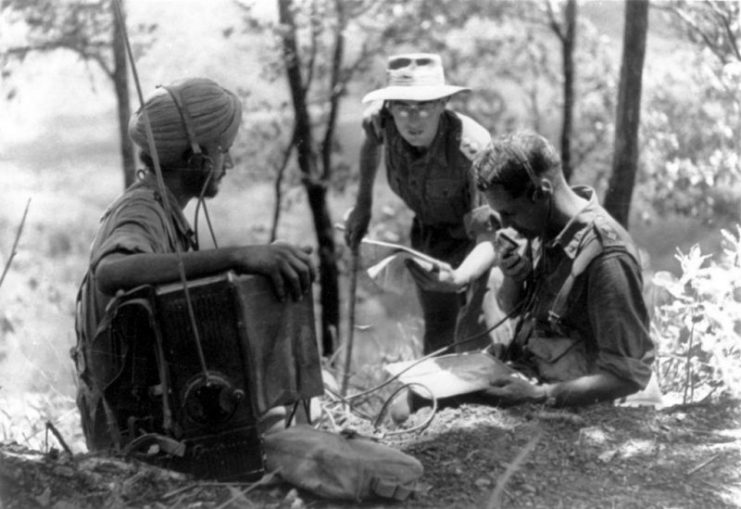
[[91, 198, 171, 271], [587, 252, 654, 389], [464, 205, 500, 240]]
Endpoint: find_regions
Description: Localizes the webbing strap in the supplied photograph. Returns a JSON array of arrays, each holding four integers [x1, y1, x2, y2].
[[371, 477, 418, 501], [102, 292, 174, 445], [547, 234, 604, 328], [124, 296, 174, 434]]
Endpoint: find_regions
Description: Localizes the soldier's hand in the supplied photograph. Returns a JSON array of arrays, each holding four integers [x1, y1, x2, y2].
[[499, 249, 532, 283], [481, 375, 545, 404], [343, 206, 371, 250], [235, 242, 315, 302], [405, 259, 460, 292]]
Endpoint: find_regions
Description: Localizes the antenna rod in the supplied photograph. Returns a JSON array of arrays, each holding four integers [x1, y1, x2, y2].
[[111, 0, 210, 379]]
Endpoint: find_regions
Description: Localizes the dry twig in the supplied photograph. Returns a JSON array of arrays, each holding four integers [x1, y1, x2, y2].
[[45, 421, 73, 455], [487, 428, 543, 509], [686, 452, 723, 476], [535, 410, 585, 425], [211, 469, 281, 509], [0, 198, 30, 291]]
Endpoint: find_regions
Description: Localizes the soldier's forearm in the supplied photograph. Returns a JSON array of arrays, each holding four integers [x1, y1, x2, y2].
[[548, 372, 638, 407], [453, 241, 497, 287], [355, 137, 382, 207]]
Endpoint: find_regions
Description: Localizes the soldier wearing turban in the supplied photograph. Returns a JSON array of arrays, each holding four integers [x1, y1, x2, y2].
[[129, 78, 242, 169], [73, 78, 315, 452]]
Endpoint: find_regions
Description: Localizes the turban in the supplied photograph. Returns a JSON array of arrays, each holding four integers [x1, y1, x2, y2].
[[128, 77, 242, 166]]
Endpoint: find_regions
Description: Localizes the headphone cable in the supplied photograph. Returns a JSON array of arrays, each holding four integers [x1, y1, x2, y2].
[[343, 300, 525, 405], [193, 171, 219, 250]]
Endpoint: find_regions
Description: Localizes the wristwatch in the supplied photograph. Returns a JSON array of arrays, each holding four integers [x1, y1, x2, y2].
[[538, 384, 557, 407]]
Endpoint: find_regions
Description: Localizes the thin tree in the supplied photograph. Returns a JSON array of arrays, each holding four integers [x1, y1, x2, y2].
[[2, 0, 149, 188], [545, 0, 577, 182], [238, 0, 386, 355], [639, 0, 741, 223], [603, 0, 649, 228], [276, 0, 342, 355]]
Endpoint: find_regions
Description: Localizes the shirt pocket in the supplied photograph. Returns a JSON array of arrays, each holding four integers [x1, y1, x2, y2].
[[424, 178, 466, 223]]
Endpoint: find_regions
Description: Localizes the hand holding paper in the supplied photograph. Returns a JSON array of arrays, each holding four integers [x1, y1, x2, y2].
[[366, 251, 447, 295], [345, 231, 451, 295], [405, 258, 460, 292]]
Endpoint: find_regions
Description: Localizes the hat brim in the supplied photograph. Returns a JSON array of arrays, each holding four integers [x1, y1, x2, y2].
[[361, 85, 470, 103]]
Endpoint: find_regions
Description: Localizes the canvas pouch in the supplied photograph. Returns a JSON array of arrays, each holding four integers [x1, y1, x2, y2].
[[263, 425, 423, 501], [526, 334, 589, 383]]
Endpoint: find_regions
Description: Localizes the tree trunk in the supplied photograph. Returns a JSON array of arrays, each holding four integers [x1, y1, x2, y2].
[[278, 0, 339, 356], [603, 0, 649, 228], [306, 183, 340, 357], [112, 0, 135, 188], [560, 0, 576, 182]]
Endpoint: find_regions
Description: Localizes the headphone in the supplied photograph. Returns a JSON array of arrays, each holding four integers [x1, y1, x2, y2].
[[159, 85, 213, 174]]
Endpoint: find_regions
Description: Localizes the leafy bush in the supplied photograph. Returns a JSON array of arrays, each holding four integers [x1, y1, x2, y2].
[[650, 225, 741, 404], [639, 1, 741, 225]]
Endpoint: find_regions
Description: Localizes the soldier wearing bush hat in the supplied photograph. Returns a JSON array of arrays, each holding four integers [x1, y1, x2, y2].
[[344, 53, 509, 355], [73, 77, 315, 451], [360, 53, 470, 103]]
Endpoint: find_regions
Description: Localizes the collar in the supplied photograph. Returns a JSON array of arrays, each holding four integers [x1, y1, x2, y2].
[[546, 186, 600, 260], [137, 177, 197, 250]]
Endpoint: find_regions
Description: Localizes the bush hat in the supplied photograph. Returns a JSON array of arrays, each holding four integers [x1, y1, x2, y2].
[[128, 77, 242, 166], [361, 53, 470, 103]]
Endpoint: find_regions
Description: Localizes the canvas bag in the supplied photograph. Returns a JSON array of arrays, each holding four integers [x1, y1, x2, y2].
[[520, 223, 606, 383], [263, 425, 423, 501], [525, 334, 589, 382]]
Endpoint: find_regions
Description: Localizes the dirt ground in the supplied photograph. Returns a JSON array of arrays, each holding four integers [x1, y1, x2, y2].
[[2, 394, 739, 509]]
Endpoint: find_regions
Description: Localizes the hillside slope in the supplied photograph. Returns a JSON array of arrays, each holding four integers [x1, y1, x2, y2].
[[2, 397, 739, 509]]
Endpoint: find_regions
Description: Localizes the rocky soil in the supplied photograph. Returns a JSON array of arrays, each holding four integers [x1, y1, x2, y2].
[[2, 395, 739, 509]]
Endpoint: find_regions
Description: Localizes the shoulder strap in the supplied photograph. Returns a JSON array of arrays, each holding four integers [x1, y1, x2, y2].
[[97, 288, 174, 447], [548, 212, 641, 329], [547, 232, 604, 328]]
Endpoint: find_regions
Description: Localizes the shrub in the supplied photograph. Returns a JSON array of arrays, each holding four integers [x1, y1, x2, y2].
[[651, 225, 741, 404]]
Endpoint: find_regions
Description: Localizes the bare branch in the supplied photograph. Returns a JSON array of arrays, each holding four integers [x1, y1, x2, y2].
[[671, 5, 730, 65], [302, 0, 319, 95], [706, 0, 731, 24], [321, 0, 346, 180], [74, 44, 113, 77], [0, 198, 31, 291], [270, 126, 297, 242], [544, 0, 565, 42], [709, 2, 741, 61], [5, 40, 108, 57], [5, 40, 113, 76]]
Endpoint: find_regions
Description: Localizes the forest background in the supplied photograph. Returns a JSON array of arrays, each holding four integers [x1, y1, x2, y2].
[[0, 0, 740, 455]]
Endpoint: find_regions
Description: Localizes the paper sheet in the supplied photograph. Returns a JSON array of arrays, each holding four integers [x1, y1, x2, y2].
[[384, 352, 515, 399], [366, 252, 435, 295]]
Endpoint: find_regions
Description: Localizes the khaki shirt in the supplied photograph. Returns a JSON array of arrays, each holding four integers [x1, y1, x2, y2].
[[518, 186, 654, 389], [376, 109, 493, 265], [73, 178, 193, 450]]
